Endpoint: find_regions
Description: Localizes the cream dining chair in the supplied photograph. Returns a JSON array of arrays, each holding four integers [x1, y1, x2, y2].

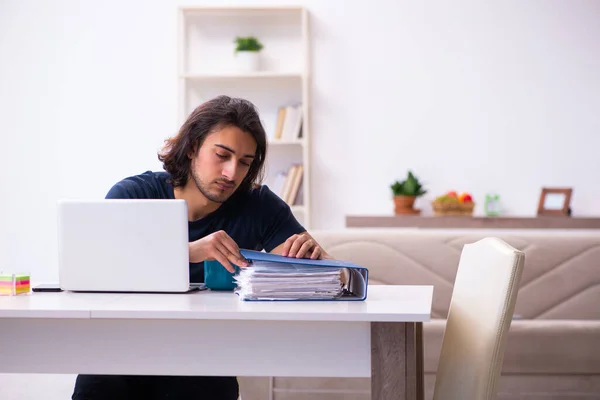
[[432, 237, 525, 400]]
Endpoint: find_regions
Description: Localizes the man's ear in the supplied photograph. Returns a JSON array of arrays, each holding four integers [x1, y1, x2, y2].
[[187, 140, 198, 159]]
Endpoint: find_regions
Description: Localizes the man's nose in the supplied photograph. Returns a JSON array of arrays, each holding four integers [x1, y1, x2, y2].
[[222, 161, 237, 180]]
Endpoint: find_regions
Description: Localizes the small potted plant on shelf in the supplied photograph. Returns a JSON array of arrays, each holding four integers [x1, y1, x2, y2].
[[233, 36, 264, 72], [390, 171, 427, 215]]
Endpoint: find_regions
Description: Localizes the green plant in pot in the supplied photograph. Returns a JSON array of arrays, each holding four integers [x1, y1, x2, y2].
[[390, 171, 427, 215], [233, 36, 264, 72]]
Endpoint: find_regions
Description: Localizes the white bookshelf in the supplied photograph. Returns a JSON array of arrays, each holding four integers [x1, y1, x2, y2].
[[178, 6, 312, 228]]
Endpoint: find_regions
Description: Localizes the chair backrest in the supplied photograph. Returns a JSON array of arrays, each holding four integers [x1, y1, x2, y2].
[[433, 237, 525, 400]]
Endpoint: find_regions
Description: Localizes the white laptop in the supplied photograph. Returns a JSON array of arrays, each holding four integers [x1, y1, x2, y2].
[[57, 199, 195, 293]]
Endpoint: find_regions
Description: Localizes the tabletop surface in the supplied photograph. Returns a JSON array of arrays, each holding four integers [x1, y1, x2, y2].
[[0, 285, 433, 322]]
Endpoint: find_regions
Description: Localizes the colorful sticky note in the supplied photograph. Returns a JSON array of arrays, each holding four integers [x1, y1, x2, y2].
[[0, 273, 30, 296]]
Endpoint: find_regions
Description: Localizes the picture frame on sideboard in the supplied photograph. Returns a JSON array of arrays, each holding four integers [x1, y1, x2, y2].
[[537, 187, 573, 216]]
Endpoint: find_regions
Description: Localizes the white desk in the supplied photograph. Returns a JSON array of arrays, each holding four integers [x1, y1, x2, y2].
[[0, 285, 433, 400]]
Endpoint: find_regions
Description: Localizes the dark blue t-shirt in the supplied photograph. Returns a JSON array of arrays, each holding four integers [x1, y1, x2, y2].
[[105, 170, 305, 283]]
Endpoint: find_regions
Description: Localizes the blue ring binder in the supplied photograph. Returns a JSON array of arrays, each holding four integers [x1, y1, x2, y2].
[[204, 250, 369, 300]]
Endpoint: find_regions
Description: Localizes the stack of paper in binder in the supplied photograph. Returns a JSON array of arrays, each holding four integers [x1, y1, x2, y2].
[[233, 250, 368, 301]]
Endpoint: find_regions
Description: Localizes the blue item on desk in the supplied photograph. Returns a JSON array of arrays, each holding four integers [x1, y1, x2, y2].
[[204, 260, 241, 291]]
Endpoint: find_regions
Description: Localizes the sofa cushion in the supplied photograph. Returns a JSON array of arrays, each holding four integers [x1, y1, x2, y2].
[[424, 319, 600, 374]]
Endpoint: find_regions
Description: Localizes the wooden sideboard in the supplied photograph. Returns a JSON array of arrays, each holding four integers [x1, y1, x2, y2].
[[345, 215, 600, 229]]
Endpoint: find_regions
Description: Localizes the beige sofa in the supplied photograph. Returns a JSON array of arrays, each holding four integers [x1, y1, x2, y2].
[[240, 228, 600, 400]]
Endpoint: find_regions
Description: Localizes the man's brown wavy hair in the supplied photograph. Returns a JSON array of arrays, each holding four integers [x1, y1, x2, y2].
[[158, 95, 267, 194]]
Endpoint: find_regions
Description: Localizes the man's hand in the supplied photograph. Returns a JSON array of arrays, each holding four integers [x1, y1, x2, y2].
[[275, 232, 330, 260], [189, 230, 248, 273]]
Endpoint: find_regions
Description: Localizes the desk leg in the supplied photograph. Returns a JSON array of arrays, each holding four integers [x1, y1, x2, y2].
[[371, 322, 423, 400], [407, 322, 424, 400]]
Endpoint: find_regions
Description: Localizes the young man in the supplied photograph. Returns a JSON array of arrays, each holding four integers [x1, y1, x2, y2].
[[71, 95, 329, 400]]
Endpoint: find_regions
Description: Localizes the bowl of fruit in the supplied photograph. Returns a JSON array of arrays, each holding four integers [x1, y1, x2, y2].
[[431, 191, 475, 216]]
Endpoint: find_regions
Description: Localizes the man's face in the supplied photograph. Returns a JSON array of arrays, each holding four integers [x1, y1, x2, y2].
[[189, 125, 257, 203]]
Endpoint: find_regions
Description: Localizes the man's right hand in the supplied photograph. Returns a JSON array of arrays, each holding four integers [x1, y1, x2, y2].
[[189, 230, 249, 273]]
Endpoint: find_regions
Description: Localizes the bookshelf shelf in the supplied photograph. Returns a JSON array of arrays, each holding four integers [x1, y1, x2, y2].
[[268, 139, 305, 146], [178, 6, 311, 228], [180, 6, 304, 17], [181, 72, 303, 80]]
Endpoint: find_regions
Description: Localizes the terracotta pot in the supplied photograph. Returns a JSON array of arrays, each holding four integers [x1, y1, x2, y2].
[[394, 195, 418, 214]]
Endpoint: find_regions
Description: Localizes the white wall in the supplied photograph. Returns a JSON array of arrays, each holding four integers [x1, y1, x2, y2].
[[1, 0, 599, 282]]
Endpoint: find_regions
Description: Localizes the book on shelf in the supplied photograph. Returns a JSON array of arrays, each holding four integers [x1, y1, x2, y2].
[[233, 250, 369, 301], [271, 164, 303, 206], [272, 103, 303, 141]]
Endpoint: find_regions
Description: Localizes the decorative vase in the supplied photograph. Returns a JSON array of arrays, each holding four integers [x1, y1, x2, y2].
[[393, 195, 420, 215], [235, 51, 261, 72]]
